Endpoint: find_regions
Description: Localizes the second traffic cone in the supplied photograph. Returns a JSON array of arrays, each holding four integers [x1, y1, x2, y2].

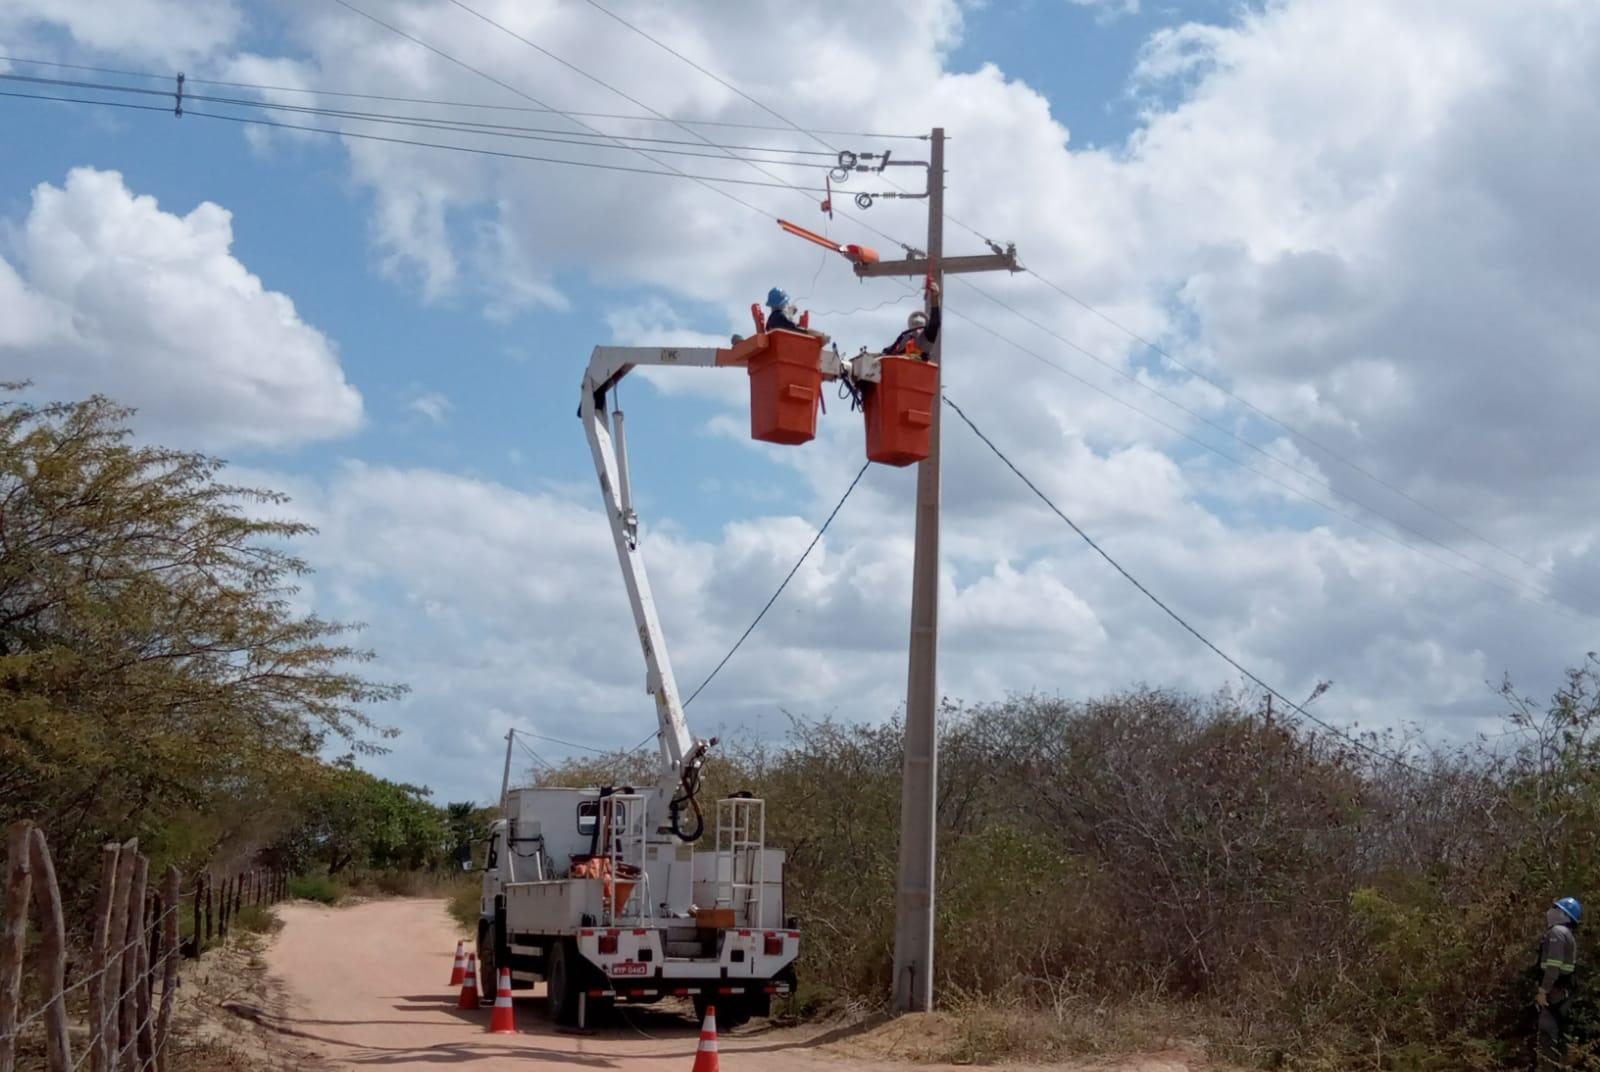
[[488, 967, 517, 1034], [448, 941, 467, 986], [691, 1005, 719, 1072], [456, 952, 480, 1009]]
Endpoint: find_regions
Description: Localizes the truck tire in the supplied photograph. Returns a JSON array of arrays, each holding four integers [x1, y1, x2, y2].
[[547, 939, 581, 1026]]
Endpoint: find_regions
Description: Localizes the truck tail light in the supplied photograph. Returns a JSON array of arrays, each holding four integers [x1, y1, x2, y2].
[[763, 933, 783, 956], [599, 933, 619, 955]]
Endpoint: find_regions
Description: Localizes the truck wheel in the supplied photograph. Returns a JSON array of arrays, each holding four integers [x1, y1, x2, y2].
[[547, 940, 581, 1026], [476, 923, 497, 1002]]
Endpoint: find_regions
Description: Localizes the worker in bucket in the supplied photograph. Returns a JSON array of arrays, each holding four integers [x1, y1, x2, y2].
[[765, 287, 805, 332], [885, 280, 941, 358], [1535, 895, 1582, 1065]]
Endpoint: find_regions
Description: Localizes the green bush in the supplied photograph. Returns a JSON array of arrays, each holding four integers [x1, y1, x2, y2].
[[288, 875, 343, 904], [232, 906, 281, 935], [447, 881, 482, 933]]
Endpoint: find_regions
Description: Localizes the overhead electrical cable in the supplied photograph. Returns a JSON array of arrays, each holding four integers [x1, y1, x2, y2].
[[512, 734, 553, 771], [682, 461, 871, 708], [946, 276, 1590, 616], [941, 301, 1591, 627], [942, 393, 1431, 776], [0, 72, 840, 161], [0, 89, 827, 191], [0, 52, 922, 138], [329, 0, 785, 219]]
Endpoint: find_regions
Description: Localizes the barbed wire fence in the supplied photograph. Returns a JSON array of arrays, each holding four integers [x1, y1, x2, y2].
[[0, 821, 290, 1072]]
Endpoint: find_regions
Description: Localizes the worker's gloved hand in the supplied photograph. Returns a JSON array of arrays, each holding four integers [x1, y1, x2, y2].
[[1536, 987, 1550, 1008], [926, 280, 941, 300]]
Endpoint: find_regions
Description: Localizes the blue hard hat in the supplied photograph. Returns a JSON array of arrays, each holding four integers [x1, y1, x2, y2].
[[766, 287, 789, 309], [1556, 897, 1583, 924]]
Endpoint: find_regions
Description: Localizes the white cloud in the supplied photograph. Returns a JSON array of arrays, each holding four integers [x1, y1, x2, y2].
[[1066, 0, 1140, 20], [0, 0, 243, 64], [12, 0, 1600, 792], [0, 168, 363, 450], [407, 390, 453, 425]]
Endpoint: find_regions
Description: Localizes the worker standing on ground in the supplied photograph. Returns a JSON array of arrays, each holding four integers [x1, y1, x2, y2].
[[1536, 896, 1582, 1066], [885, 281, 941, 358]]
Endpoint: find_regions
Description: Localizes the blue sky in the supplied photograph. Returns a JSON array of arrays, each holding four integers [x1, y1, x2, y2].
[[5, 0, 1599, 802]]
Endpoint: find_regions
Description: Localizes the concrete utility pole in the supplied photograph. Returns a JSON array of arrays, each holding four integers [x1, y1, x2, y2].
[[854, 128, 1018, 1014]]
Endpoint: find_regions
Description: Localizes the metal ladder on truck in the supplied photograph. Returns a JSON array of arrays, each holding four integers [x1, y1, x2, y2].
[[716, 797, 766, 927]]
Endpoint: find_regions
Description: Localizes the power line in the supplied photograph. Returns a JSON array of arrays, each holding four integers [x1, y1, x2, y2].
[[512, 734, 553, 771], [514, 728, 611, 755], [330, 0, 782, 220], [0, 52, 923, 138], [941, 392, 1430, 776], [0, 72, 841, 162], [683, 460, 871, 708], [436, 0, 928, 309], [578, 0, 850, 154], [947, 276, 1593, 618], [0, 89, 828, 192], [1014, 265, 1576, 592], [941, 301, 1592, 627]]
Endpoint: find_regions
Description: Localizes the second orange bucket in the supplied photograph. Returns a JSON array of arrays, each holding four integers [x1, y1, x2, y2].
[[864, 356, 937, 466]]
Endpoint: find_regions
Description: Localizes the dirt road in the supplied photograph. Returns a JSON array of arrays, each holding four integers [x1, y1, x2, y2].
[[255, 898, 1199, 1071]]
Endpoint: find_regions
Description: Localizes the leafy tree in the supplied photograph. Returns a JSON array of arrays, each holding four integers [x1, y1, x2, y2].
[[0, 390, 405, 901]]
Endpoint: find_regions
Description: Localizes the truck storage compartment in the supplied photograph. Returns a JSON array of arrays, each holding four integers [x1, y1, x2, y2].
[[748, 331, 824, 445], [864, 356, 937, 466]]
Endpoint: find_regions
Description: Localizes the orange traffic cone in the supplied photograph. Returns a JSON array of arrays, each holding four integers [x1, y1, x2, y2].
[[488, 967, 516, 1034], [456, 952, 479, 1010], [691, 1005, 719, 1072], [448, 941, 467, 986]]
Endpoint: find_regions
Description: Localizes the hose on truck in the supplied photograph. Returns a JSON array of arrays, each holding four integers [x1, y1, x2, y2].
[[669, 738, 716, 842]]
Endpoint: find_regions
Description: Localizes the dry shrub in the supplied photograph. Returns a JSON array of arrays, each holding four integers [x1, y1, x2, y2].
[[535, 659, 1600, 1068]]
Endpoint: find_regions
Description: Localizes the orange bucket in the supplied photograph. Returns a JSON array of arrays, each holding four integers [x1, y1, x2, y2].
[[864, 356, 937, 466], [748, 331, 824, 445]]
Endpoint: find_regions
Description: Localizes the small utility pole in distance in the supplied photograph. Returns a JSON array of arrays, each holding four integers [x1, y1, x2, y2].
[[853, 127, 1018, 1015]]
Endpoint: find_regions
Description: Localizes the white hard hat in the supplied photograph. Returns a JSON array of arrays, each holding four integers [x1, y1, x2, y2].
[[907, 310, 929, 329]]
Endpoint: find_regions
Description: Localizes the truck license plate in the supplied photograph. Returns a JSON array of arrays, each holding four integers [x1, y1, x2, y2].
[[611, 961, 649, 976]]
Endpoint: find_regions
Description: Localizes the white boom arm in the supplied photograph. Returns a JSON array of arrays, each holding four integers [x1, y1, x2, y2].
[[580, 339, 840, 840]]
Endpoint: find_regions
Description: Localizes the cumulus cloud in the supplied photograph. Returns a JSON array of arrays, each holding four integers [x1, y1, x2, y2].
[[10, 0, 1600, 793], [0, 168, 363, 450], [0, 0, 243, 65]]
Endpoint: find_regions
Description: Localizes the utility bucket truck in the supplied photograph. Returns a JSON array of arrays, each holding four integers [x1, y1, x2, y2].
[[476, 329, 864, 1028]]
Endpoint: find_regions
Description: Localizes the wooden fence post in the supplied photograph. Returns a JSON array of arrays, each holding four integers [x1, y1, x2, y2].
[[135, 889, 155, 1068], [104, 840, 137, 1070], [155, 867, 180, 1072], [188, 875, 200, 960], [218, 877, 229, 940], [0, 821, 35, 1072], [203, 874, 213, 944], [233, 875, 243, 919], [27, 828, 72, 1072], [118, 852, 148, 1072], [90, 844, 121, 1072]]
